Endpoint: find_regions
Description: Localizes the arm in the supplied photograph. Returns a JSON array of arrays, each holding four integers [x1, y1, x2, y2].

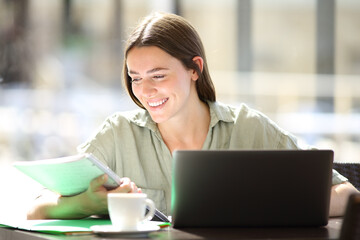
[[329, 181, 359, 217], [27, 175, 140, 219]]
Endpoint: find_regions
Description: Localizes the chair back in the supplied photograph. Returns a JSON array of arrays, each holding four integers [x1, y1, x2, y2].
[[333, 163, 360, 191], [339, 193, 360, 240]]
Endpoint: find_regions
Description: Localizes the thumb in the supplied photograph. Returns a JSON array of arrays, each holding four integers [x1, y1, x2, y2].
[[90, 174, 108, 191]]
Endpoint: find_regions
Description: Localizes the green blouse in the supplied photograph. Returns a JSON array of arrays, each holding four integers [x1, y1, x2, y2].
[[77, 101, 347, 216]]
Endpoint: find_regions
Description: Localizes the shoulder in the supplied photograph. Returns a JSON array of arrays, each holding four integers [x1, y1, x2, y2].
[[77, 108, 155, 164], [209, 101, 268, 123], [212, 101, 301, 148], [209, 101, 279, 135], [103, 108, 154, 129], [83, 108, 155, 143], [220, 102, 283, 134]]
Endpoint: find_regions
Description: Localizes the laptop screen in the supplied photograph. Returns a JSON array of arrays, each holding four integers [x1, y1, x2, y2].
[[171, 150, 333, 228]]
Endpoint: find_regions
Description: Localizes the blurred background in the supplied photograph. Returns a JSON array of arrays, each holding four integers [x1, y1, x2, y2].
[[0, 0, 359, 219]]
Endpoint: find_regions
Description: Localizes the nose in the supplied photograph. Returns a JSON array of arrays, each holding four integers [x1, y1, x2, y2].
[[140, 78, 157, 98]]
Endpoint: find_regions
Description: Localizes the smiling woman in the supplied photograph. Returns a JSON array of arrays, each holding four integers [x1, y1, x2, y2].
[[27, 12, 358, 220], [122, 12, 216, 110], [126, 46, 203, 125]]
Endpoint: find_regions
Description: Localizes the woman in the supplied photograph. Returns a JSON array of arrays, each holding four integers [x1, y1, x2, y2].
[[27, 12, 358, 219]]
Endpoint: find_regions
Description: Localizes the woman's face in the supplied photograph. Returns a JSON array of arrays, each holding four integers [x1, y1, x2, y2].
[[126, 46, 199, 124]]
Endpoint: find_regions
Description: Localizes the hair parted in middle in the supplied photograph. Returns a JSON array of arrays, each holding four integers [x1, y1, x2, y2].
[[123, 12, 216, 109]]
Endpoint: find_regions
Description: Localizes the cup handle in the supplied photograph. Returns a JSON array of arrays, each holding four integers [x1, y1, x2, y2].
[[142, 198, 155, 221]]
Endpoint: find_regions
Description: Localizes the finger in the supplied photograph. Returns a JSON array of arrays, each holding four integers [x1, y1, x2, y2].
[[120, 177, 130, 187], [116, 178, 132, 193], [130, 182, 138, 193], [90, 174, 108, 191]]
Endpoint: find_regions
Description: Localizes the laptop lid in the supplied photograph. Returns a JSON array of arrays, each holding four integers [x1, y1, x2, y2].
[[171, 150, 333, 228]]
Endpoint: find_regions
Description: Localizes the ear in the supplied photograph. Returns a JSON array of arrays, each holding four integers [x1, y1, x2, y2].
[[190, 56, 204, 81]]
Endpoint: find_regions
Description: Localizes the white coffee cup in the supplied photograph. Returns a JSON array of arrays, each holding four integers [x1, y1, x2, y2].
[[107, 193, 155, 230]]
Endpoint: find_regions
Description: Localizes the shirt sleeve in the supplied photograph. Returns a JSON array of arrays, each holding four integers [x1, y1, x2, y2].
[[273, 119, 349, 186], [332, 169, 348, 185], [76, 116, 117, 169]]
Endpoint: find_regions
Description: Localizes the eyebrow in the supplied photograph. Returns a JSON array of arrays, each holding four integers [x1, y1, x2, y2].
[[128, 67, 169, 75]]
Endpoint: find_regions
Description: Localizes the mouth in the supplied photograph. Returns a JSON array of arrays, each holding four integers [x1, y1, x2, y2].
[[147, 98, 169, 107]]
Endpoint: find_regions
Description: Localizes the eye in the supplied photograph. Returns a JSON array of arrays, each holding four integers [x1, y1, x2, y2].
[[130, 77, 142, 84], [153, 75, 165, 80]]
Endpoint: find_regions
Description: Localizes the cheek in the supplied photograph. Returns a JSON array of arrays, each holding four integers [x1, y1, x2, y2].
[[131, 86, 141, 99], [175, 72, 193, 92]]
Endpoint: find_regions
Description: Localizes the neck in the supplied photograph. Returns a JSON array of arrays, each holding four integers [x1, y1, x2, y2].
[[158, 100, 210, 153]]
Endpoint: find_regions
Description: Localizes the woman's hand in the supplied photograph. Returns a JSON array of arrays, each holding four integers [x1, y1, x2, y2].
[[27, 174, 141, 219], [81, 174, 142, 216], [110, 176, 142, 194]]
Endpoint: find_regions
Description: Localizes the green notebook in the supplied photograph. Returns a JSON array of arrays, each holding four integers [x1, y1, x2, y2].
[[0, 218, 111, 235], [0, 219, 171, 235], [13, 153, 121, 196]]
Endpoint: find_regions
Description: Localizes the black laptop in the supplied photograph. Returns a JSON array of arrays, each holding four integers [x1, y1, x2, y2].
[[171, 150, 333, 228]]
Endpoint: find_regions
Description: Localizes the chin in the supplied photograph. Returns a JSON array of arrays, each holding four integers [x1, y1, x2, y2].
[[151, 117, 167, 124], [148, 113, 169, 124], [146, 107, 171, 124]]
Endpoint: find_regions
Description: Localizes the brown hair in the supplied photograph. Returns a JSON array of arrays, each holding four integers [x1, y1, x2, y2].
[[123, 12, 216, 109]]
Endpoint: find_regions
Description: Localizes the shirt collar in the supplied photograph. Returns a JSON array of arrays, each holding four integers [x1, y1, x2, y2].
[[129, 109, 158, 132], [208, 101, 235, 128]]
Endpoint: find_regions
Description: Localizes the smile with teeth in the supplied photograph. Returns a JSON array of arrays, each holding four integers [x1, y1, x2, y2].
[[148, 98, 168, 107]]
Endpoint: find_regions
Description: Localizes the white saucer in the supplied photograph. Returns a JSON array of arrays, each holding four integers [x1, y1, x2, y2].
[[91, 222, 160, 237]]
